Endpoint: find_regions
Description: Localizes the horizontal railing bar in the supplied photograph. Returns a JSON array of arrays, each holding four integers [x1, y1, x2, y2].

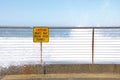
[[0, 31, 120, 33], [41, 55, 120, 58], [1, 47, 120, 49], [12, 57, 120, 58], [43, 48, 120, 49], [50, 31, 92, 32], [1, 43, 120, 45], [43, 54, 120, 55], [0, 39, 119, 41], [14, 36, 92, 37], [43, 52, 120, 53], [2, 56, 120, 58], [0, 30, 120, 32], [0, 26, 120, 29], [0, 51, 92, 53], [1, 36, 120, 37], [20, 57, 92, 58], [42, 57, 120, 58], [49, 27, 120, 29], [95, 32, 120, 33], [0, 35, 120, 37], [45, 44, 120, 45], [0, 51, 120, 54], [0, 26, 32, 28], [1, 43, 120, 46], [1, 51, 120, 53], [1, 51, 115, 53]]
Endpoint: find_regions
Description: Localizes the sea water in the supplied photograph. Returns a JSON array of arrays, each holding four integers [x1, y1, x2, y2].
[[0, 27, 120, 67]]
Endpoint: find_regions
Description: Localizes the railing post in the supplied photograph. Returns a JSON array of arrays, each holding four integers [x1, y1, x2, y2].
[[92, 28, 95, 64], [43, 62, 46, 75], [40, 42, 42, 65]]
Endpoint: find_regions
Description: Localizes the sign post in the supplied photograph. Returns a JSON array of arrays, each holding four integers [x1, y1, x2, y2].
[[33, 27, 49, 65]]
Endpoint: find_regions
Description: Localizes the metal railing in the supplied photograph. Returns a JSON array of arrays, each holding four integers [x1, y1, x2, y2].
[[0, 26, 120, 66]]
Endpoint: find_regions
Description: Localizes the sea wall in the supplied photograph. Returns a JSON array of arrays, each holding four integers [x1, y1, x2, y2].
[[45, 64, 120, 74]]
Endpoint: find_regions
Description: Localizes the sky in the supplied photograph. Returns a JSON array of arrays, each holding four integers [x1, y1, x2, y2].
[[0, 0, 120, 26]]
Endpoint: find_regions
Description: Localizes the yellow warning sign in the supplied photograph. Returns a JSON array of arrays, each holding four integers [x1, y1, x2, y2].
[[33, 27, 49, 42]]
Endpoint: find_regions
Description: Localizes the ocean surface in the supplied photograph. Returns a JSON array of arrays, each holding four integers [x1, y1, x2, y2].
[[0, 27, 120, 67]]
